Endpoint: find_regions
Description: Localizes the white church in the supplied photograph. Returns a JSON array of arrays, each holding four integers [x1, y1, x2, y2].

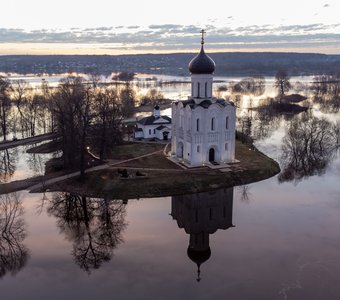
[[134, 105, 172, 141], [171, 31, 236, 167]]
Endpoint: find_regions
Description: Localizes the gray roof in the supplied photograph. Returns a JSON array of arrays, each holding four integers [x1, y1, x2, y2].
[[137, 115, 171, 126], [155, 125, 169, 131], [174, 98, 233, 109]]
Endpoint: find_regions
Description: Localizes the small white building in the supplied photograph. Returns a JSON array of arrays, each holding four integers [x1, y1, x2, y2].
[[134, 105, 172, 141], [171, 34, 236, 167]]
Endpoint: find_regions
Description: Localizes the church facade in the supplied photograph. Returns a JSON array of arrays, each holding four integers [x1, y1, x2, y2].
[[171, 34, 236, 167]]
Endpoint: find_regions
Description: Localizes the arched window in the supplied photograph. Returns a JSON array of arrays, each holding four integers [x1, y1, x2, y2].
[[196, 118, 200, 132], [197, 82, 200, 98], [211, 117, 215, 131], [197, 145, 200, 153], [205, 82, 208, 97], [226, 116, 229, 129], [180, 115, 184, 128], [225, 143, 228, 151]]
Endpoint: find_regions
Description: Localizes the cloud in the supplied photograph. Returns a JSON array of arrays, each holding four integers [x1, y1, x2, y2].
[[149, 24, 183, 30], [0, 23, 339, 52], [324, 3, 330, 7]]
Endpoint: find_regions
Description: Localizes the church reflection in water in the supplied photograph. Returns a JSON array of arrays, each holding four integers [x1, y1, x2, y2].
[[170, 188, 234, 282]]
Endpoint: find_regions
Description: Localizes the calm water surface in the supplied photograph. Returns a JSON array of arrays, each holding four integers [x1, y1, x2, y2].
[[0, 75, 340, 299], [1, 171, 340, 300]]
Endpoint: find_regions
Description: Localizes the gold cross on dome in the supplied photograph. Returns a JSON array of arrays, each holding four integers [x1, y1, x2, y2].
[[200, 29, 206, 45]]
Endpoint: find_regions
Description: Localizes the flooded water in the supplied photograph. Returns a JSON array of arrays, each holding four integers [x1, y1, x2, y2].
[[0, 142, 60, 183], [1, 169, 340, 300], [0, 74, 340, 299]]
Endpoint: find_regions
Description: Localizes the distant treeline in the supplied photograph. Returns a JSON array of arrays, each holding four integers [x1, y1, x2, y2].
[[1, 52, 340, 76]]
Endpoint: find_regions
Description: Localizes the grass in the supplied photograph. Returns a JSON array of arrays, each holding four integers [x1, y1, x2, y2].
[[118, 151, 181, 169], [43, 139, 280, 198], [109, 142, 165, 160]]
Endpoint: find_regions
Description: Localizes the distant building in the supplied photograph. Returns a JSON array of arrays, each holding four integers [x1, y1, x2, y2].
[[134, 105, 172, 141], [171, 32, 236, 167]]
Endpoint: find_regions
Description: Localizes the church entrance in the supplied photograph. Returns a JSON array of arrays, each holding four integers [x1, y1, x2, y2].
[[163, 131, 169, 141], [209, 148, 215, 162]]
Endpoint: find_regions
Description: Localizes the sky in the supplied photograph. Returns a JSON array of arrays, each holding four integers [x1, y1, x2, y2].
[[0, 0, 340, 55]]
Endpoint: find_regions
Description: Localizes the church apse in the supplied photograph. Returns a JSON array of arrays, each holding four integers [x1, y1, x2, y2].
[[170, 188, 234, 282]]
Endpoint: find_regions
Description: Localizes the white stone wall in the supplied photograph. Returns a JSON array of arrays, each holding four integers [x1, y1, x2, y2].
[[191, 74, 213, 99], [134, 130, 144, 139], [172, 99, 236, 166], [136, 123, 171, 140]]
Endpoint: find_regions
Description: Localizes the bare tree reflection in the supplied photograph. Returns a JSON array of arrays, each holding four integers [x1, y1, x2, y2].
[[47, 193, 127, 273], [279, 116, 338, 183], [0, 149, 18, 183], [237, 185, 252, 203], [0, 192, 28, 278], [26, 152, 46, 176], [333, 121, 340, 148], [252, 107, 282, 140], [312, 75, 340, 113]]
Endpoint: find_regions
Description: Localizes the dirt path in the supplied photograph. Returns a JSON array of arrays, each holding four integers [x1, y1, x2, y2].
[[28, 148, 165, 192], [0, 133, 59, 151]]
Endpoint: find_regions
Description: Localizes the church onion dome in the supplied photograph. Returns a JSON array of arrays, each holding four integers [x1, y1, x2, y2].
[[187, 247, 211, 267], [187, 246, 211, 282], [188, 45, 215, 75]]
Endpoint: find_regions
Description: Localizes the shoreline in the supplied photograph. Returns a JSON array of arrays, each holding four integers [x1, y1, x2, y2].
[[0, 140, 280, 198], [39, 162, 280, 199], [34, 141, 280, 198]]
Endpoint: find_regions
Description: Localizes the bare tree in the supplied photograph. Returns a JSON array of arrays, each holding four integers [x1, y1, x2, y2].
[[51, 76, 93, 179], [232, 76, 265, 96], [140, 88, 166, 105], [12, 79, 30, 135], [39, 79, 55, 133], [112, 72, 135, 83], [332, 120, 340, 146], [92, 87, 123, 160], [275, 70, 291, 98], [120, 84, 136, 118], [0, 76, 12, 141]]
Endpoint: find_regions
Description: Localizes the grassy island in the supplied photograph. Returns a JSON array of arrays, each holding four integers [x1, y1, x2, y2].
[[35, 140, 280, 199]]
